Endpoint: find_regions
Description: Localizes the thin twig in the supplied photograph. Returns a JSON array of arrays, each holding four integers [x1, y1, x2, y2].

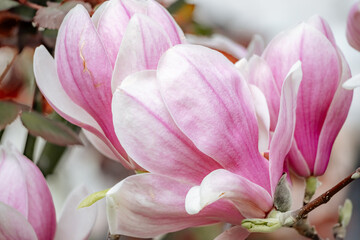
[[296, 167, 360, 221], [18, 0, 43, 10]]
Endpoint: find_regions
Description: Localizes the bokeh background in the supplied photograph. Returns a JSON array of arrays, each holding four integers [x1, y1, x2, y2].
[[1, 0, 360, 239]]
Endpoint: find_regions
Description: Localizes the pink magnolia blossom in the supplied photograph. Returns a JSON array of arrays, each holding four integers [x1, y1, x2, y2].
[[106, 44, 302, 239], [33, 0, 185, 169], [0, 144, 96, 240], [239, 15, 353, 177], [346, 2, 360, 51]]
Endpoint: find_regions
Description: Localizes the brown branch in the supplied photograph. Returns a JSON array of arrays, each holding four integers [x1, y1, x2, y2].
[[18, 0, 43, 10], [296, 167, 360, 221]]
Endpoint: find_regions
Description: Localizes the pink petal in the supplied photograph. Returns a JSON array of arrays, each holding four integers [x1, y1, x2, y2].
[[263, 23, 341, 173], [34, 45, 101, 134], [96, 0, 184, 68], [94, 0, 131, 66], [112, 70, 222, 183], [0, 202, 38, 240], [111, 14, 173, 92], [269, 61, 302, 194], [33, 46, 131, 167], [143, 0, 185, 45], [91, 1, 109, 27], [0, 144, 56, 240], [158, 44, 269, 188], [120, 0, 185, 45], [306, 15, 336, 48], [287, 140, 310, 177], [346, 2, 360, 51], [106, 173, 243, 238], [55, 5, 123, 156], [54, 185, 97, 240], [0, 146, 28, 218], [215, 226, 250, 240], [314, 50, 353, 175], [185, 169, 273, 218]]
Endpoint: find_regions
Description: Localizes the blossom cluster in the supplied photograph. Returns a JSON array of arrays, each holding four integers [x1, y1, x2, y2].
[[1, 0, 357, 239]]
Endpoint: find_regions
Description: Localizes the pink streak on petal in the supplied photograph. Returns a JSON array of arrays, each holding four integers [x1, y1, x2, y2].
[[55, 5, 123, 157], [145, 0, 185, 44], [287, 140, 311, 177], [112, 70, 222, 184], [307, 15, 336, 48], [33, 46, 131, 168], [95, 0, 131, 66], [158, 44, 269, 188], [111, 14, 173, 92], [0, 144, 56, 240], [106, 174, 243, 238], [263, 23, 340, 173]]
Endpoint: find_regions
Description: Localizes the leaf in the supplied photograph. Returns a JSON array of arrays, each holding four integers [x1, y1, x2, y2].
[[0, 0, 20, 11], [78, 188, 109, 209], [20, 111, 82, 146], [0, 46, 18, 81], [33, 1, 92, 29], [0, 101, 25, 130], [0, 47, 35, 107]]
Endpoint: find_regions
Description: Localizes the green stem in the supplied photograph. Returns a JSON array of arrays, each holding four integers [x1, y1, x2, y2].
[[303, 176, 318, 206], [23, 133, 36, 160]]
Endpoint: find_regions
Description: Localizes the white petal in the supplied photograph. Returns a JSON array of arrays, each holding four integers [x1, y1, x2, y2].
[[54, 185, 97, 240]]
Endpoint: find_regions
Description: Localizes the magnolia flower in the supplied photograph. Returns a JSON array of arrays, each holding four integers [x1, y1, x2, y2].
[[0, 144, 96, 240], [346, 1, 360, 51], [239, 15, 353, 177], [106, 44, 302, 239], [33, 0, 185, 169]]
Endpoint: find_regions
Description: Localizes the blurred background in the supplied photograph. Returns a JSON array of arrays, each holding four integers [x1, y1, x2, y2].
[[1, 0, 360, 239]]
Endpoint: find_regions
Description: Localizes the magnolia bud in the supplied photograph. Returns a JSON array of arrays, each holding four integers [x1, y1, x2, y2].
[[274, 173, 292, 212]]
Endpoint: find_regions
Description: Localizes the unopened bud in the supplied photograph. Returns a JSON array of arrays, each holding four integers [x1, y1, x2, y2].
[[274, 173, 292, 212], [339, 199, 353, 227]]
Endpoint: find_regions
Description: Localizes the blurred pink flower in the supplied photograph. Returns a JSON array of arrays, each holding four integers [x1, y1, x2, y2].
[[106, 44, 302, 239], [346, 2, 360, 51], [33, 0, 185, 169], [0, 144, 96, 240], [241, 15, 353, 177]]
